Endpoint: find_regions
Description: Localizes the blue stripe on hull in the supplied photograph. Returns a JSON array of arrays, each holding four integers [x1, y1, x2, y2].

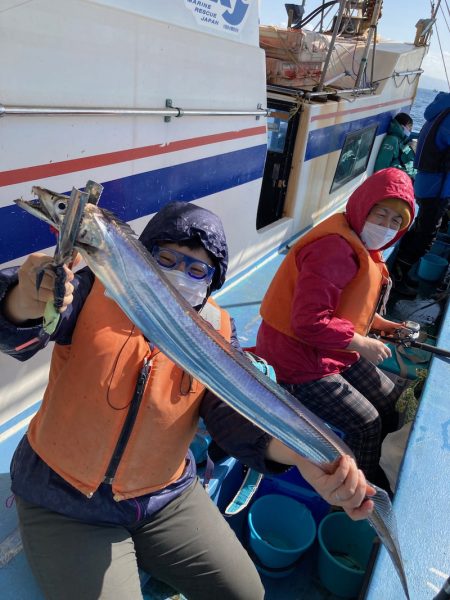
[[0, 144, 267, 264], [0, 105, 412, 263], [304, 106, 411, 161]]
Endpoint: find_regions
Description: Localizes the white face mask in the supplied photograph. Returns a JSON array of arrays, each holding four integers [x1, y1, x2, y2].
[[360, 222, 398, 250], [402, 126, 411, 139], [160, 268, 209, 307]]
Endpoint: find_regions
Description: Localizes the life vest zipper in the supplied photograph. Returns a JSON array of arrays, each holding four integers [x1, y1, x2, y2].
[[103, 356, 152, 485]]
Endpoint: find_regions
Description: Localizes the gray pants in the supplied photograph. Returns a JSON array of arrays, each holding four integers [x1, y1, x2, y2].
[[16, 479, 264, 600], [281, 357, 399, 480]]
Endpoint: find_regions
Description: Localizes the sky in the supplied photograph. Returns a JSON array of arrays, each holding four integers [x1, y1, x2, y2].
[[259, 0, 450, 89]]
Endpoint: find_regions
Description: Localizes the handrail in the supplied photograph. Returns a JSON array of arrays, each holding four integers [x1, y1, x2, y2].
[[268, 65, 423, 101], [267, 84, 376, 98], [0, 102, 268, 119], [306, 86, 376, 97], [393, 69, 424, 77]]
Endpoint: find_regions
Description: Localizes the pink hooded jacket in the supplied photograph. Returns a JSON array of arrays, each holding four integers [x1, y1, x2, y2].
[[255, 168, 415, 383]]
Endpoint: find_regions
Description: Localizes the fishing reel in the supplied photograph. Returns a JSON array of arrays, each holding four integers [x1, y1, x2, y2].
[[394, 320, 421, 345], [371, 320, 420, 347], [384, 321, 450, 358]]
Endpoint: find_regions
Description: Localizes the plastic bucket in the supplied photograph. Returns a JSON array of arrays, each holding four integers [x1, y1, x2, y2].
[[430, 239, 450, 259], [248, 494, 316, 577], [253, 471, 330, 526], [317, 512, 375, 598], [417, 253, 448, 282]]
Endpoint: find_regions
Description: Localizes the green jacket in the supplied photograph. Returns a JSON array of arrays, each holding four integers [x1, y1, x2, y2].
[[374, 118, 417, 180]]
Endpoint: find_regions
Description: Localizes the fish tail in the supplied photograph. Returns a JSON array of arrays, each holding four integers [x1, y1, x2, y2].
[[368, 485, 410, 599]]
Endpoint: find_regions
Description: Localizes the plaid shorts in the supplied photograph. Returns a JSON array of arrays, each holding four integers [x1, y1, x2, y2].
[[281, 357, 401, 479]]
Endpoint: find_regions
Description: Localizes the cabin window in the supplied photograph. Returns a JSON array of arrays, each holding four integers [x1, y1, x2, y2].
[[267, 114, 289, 154], [331, 125, 377, 192], [256, 101, 300, 230]]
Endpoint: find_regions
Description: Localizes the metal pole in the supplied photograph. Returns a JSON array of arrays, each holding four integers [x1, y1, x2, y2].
[[431, 0, 443, 19], [394, 69, 424, 77], [0, 105, 268, 118], [427, 0, 442, 45], [316, 0, 347, 92], [354, 0, 383, 89], [322, 71, 350, 86]]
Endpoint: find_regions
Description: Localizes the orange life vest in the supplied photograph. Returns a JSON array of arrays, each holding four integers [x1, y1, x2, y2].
[[260, 213, 389, 340], [27, 279, 232, 500]]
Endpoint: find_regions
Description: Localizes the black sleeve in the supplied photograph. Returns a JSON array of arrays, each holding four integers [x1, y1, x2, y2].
[[199, 317, 289, 474], [0, 266, 94, 361]]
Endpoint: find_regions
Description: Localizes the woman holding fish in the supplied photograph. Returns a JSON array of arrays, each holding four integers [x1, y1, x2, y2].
[[256, 168, 415, 488], [0, 201, 374, 600]]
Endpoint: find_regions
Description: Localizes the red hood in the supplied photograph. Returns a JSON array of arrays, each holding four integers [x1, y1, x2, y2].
[[345, 168, 415, 251]]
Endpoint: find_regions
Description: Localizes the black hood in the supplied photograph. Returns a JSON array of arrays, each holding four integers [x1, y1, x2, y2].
[[139, 201, 228, 291]]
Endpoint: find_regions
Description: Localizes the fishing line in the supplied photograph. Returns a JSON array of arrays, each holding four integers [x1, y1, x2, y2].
[[106, 324, 136, 410]]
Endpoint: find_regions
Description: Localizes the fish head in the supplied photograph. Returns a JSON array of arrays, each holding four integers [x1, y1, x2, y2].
[[15, 187, 70, 229], [14, 186, 108, 254]]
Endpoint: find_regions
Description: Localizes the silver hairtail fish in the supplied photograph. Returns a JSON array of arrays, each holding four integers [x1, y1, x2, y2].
[[15, 185, 409, 599]]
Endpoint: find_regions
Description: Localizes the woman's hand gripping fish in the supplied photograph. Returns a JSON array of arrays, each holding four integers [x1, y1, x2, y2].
[[31, 183, 102, 333], [15, 183, 410, 599]]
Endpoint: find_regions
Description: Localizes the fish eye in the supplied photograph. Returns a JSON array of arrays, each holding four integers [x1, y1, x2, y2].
[[57, 201, 67, 211]]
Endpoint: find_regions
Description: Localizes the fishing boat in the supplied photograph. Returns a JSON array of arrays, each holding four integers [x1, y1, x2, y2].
[[1, 1, 449, 598]]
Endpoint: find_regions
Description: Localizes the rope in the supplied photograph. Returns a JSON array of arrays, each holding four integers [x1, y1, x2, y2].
[[444, 0, 450, 20], [442, 0, 450, 27], [434, 17, 450, 91]]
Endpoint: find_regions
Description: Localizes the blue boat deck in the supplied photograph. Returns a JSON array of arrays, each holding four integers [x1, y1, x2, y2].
[[215, 249, 286, 348], [1, 246, 449, 599], [219, 248, 450, 599]]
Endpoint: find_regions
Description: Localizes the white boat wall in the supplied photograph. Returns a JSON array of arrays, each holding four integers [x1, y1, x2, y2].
[[0, 0, 431, 423], [1, 0, 270, 417]]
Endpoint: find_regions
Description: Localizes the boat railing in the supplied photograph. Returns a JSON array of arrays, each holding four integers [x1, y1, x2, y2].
[[267, 84, 376, 98], [0, 102, 269, 120], [267, 66, 423, 101]]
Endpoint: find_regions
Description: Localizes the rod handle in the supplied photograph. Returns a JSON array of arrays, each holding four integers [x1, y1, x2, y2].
[[412, 341, 450, 358], [433, 576, 450, 599]]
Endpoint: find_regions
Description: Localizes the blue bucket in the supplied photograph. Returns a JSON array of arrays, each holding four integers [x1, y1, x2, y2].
[[318, 512, 375, 598], [430, 239, 450, 260], [248, 494, 316, 577], [417, 253, 448, 282]]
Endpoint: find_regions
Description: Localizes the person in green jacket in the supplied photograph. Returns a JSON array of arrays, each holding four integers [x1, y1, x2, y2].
[[374, 113, 417, 181]]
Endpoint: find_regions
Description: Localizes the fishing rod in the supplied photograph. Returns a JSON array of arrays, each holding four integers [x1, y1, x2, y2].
[[376, 321, 450, 359]]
